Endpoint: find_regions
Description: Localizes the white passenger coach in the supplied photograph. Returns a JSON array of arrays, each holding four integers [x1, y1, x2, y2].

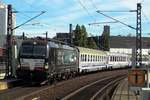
[[77, 47, 131, 73], [77, 47, 108, 72]]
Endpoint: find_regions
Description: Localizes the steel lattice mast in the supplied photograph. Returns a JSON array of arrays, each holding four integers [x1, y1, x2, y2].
[[136, 3, 142, 68]]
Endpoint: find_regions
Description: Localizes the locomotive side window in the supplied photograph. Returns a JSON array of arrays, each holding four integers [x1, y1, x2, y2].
[[63, 50, 77, 64], [57, 50, 62, 65]]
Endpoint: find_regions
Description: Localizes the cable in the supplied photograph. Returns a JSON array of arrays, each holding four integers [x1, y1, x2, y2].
[[142, 9, 150, 23], [96, 11, 136, 30], [13, 11, 46, 30], [89, 0, 98, 10], [22, 0, 34, 9], [75, 0, 95, 20]]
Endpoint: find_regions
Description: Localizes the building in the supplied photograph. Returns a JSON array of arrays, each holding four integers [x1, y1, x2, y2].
[[0, 3, 7, 48], [109, 36, 150, 55], [0, 3, 16, 79], [54, 32, 71, 44]]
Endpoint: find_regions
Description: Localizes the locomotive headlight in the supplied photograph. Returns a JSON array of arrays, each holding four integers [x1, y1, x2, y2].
[[45, 63, 48, 69], [17, 64, 21, 68]]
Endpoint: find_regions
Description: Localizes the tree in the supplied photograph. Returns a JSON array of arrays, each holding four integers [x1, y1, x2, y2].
[[73, 24, 88, 47], [87, 37, 98, 49], [101, 32, 109, 51], [74, 24, 81, 46], [80, 25, 88, 47], [73, 24, 98, 49]]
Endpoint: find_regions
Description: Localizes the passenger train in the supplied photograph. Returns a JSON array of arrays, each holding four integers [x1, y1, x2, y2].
[[16, 39, 131, 83]]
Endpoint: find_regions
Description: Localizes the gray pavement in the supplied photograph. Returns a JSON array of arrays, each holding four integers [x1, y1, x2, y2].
[[111, 78, 140, 100]]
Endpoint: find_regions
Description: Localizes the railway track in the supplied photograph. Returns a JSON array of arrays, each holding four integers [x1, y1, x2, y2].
[[0, 84, 49, 100], [0, 69, 128, 100], [61, 74, 126, 100]]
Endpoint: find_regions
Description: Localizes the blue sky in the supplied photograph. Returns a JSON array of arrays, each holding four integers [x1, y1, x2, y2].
[[2, 0, 150, 38]]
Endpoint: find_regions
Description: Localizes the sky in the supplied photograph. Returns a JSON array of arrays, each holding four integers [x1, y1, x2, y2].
[[2, 0, 150, 38]]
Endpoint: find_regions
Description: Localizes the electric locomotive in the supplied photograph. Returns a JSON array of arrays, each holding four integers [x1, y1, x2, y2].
[[16, 39, 78, 83]]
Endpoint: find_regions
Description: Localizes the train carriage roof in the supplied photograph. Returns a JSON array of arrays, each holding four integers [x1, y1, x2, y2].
[[76, 46, 107, 55], [48, 41, 76, 50]]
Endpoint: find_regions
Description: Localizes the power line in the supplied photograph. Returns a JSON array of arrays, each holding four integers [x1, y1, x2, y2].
[[96, 11, 136, 30], [142, 9, 150, 23], [89, 0, 98, 10], [88, 21, 117, 26], [75, 0, 95, 20], [13, 11, 46, 30], [96, 10, 136, 12]]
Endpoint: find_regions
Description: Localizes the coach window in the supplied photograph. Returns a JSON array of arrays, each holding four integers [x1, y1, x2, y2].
[[82, 54, 84, 61], [100, 56, 101, 61], [112, 56, 114, 61], [111, 56, 113, 61], [93, 55, 94, 62], [85, 55, 87, 62], [96, 56, 97, 61], [114, 56, 116, 62]]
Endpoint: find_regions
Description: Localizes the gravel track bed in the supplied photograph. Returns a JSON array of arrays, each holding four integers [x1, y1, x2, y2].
[[23, 69, 128, 100]]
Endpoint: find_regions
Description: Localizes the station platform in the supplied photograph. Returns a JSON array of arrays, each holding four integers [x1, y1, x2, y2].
[[0, 79, 21, 91], [111, 78, 140, 100]]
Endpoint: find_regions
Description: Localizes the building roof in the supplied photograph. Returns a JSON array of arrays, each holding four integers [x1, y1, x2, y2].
[[109, 36, 150, 49]]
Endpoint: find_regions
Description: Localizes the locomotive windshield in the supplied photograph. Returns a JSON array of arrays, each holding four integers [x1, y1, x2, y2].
[[20, 44, 46, 58]]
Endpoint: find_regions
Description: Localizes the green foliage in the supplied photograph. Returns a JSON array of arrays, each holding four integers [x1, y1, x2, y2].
[[87, 38, 98, 49], [74, 24, 81, 46], [73, 24, 98, 49], [74, 24, 88, 47], [102, 32, 109, 51]]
